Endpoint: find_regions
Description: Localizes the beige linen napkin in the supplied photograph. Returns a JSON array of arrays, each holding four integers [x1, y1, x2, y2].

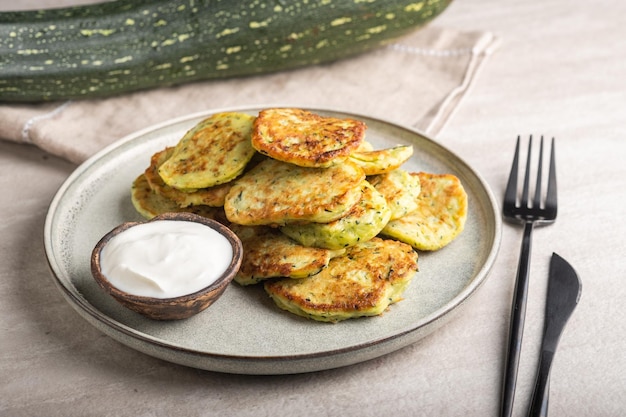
[[0, 25, 499, 164]]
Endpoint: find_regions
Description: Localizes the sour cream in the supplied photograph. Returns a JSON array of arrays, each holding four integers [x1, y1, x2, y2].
[[100, 220, 233, 299]]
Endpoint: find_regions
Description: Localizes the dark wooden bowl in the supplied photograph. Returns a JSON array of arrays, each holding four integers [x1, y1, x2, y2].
[[91, 212, 242, 320]]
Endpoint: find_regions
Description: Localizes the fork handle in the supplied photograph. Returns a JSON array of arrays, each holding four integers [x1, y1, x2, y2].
[[500, 221, 535, 417]]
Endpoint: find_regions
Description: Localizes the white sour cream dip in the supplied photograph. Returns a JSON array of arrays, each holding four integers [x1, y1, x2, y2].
[[100, 220, 233, 299]]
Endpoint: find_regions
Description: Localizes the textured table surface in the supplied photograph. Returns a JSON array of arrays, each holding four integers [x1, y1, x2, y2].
[[2, 1, 625, 416]]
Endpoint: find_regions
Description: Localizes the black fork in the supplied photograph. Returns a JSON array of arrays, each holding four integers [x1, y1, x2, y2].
[[500, 135, 557, 417]]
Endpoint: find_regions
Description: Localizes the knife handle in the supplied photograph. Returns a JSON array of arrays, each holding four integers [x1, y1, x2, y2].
[[528, 351, 553, 417]]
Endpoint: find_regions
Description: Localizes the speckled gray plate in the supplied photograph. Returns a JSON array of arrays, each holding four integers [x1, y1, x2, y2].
[[44, 106, 501, 375]]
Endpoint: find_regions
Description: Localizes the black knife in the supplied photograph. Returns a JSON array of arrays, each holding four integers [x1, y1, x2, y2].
[[528, 252, 582, 417]]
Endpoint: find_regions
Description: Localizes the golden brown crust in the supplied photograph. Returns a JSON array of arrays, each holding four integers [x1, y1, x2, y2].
[[264, 238, 418, 322], [224, 158, 365, 226], [252, 108, 366, 168], [230, 225, 345, 285]]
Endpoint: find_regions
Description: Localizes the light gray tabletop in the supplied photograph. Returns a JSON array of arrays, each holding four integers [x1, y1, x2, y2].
[[2, 1, 625, 416]]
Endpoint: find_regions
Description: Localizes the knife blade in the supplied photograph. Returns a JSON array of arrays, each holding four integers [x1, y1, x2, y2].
[[528, 252, 582, 417]]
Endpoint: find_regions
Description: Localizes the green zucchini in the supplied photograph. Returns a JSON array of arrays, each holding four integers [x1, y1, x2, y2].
[[0, 0, 451, 102]]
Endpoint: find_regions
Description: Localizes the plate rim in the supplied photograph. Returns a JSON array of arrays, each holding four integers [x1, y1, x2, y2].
[[44, 105, 502, 374]]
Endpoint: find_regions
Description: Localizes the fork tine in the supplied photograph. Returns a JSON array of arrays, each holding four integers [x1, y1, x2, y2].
[[546, 137, 557, 211], [504, 136, 521, 208], [521, 135, 533, 207], [533, 136, 545, 208]]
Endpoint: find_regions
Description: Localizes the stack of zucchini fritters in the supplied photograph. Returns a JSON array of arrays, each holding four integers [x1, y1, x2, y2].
[[131, 108, 467, 322]]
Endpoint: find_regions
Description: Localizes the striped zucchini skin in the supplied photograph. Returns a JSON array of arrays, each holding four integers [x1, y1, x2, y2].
[[0, 0, 452, 102]]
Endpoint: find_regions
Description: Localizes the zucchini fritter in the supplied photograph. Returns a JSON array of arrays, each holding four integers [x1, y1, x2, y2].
[[128, 108, 469, 324], [252, 108, 366, 168], [145, 147, 232, 207], [349, 145, 413, 175], [280, 181, 391, 249], [159, 112, 256, 190], [369, 169, 421, 220], [131, 174, 227, 222], [230, 225, 345, 286], [224, 158, 365, 226], [264, 238, 418, 323], [381, 172, 468, 251]]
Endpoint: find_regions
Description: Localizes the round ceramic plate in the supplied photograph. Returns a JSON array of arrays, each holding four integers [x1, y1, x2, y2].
[[44, 106, 501, 375]]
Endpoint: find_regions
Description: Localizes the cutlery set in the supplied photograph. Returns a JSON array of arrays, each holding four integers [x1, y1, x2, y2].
[[499, 136, 582, 417]]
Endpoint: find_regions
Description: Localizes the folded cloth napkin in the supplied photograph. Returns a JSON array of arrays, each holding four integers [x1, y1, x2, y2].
[[0, 25, 499, 165]]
